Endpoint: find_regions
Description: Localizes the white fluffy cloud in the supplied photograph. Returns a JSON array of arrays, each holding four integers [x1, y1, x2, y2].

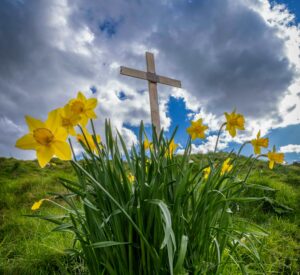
[[0, 0, 299, 159], [280, 144, 300, 153]]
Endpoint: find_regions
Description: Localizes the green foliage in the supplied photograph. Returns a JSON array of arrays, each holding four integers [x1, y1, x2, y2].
[[31, 122, 270, 274], [0, 136, 299, 274]]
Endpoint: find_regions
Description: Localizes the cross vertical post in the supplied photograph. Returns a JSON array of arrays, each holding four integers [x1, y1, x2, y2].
[[146, 52, 161, 135], [120, 52, 182, 136]]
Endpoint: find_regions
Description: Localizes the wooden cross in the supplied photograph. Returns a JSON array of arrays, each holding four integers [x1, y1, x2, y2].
[[120, 52, 182, 135]]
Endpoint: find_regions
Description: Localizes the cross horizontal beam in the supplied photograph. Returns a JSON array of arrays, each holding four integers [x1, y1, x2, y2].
[[120, 66, 182, 88]]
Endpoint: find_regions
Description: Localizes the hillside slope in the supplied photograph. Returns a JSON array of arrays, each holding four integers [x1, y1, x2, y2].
[[0, 157, 299, 274]]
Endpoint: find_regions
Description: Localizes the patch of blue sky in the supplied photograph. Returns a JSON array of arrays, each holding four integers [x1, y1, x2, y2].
[[165, 96, 195, 146], [90, 86, 97, 94], [118, 90, 127, 100], [274, 0, 300, 22], [99, 17, 122, 38]]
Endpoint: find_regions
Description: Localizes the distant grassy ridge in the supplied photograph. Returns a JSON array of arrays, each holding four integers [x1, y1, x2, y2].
[[0, 156, 299, 274]]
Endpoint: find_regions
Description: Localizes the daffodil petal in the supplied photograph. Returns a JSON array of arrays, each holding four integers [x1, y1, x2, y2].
[[257, 130, 261, 139], [85, 110, 97, 119], [31, 199, 44, 210], [46, 109, 60, 132], [269, 160, 274, 169], [36, 146, 54, 168], [54, 127, 68, 141], [69, 127, 76, 136], [15, 133, 37, 150], [229, 127, 236, 137], [86, 98, 98, 109], [80, 116, 89, 127], [25, 116, 45, 132], [77, 91, 86, 101], [52, 141, 71, 160]]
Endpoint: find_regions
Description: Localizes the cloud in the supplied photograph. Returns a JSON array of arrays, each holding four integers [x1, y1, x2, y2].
[[177, 134, 228, 155], [192, 135, 228, 154], [280, 144, 300, 153], [0, 0, 299, 159]]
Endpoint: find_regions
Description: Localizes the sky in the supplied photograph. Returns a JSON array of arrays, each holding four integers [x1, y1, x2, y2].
[[0, 0, 299, 163]]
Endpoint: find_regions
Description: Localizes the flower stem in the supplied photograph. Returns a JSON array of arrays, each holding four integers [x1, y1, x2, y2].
[[214, 123, 226, 153], [237, 141, 251, 156]]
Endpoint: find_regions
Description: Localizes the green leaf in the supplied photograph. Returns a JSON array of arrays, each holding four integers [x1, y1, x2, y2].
[[52, 223, 73, 232], [90, 241, 130, 248], [174, 235, 188, 274], [83, 198, 100, 211], [147, 199, 173, 249]]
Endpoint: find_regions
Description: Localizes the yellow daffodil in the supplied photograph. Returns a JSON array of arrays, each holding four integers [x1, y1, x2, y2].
[[221, 158, 233, 175], [58, 105, 81, 136], [225, 110, 245, 137], [127, 172, 135, 183], [251, 130, 269, 155], [187, 119, 208, 140], [165, 139, 178, 158], [203, 166, 211, 180], [77, 128, 101, 153], [68, 91, 97, 126], [31, 199, 45, 210], [267, 146, 284, 169], [15, 110, 71, 168], [144, 138, 153, 150]]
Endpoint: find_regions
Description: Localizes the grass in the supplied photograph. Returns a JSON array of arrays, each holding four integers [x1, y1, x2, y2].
[[0, 156, 299, 274], [0, 157, 87, 274]]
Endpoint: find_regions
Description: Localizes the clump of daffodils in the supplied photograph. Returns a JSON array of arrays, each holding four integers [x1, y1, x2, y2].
[[16, 92, 98, 168], [16, 91, 285, 274]]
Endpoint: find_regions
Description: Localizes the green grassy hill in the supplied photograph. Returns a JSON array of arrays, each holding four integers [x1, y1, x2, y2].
[[0, 156, 299, 274]]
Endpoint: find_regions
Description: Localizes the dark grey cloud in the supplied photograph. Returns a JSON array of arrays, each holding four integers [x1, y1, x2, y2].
[[146, 0, 295, 118], [287, 104, 297, 113], [69, 0, 296, 119], [0, 0, 298, 158]]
